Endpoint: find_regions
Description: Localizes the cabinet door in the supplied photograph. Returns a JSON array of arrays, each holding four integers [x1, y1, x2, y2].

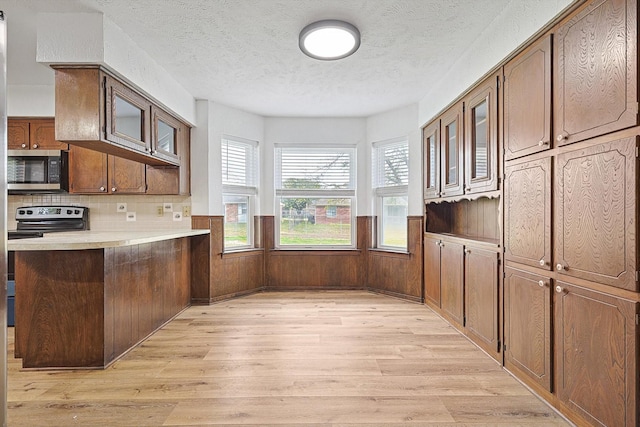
[[439, 104, 464, 197], [504, 35, 552, 160], [440, 240, 464, 326], [504, 158, 551, 270], [146, 166, 179, 195], [555, 281, 638, 427], [423, 237, 441, 306], [8, 120, 30, 150], [504, 267, 552, 392], [29, 119, 68, 150], [151, 107, 181, 165], [423, 121, 440, 200], [554, 0, 637, 146], [109, 155, 146, 194], [105, 75, 151, 154], [68, 145, 109, 194], [464, 72, 499, 194], [555, 136, 637, 291], [464, 247, 499, 360]]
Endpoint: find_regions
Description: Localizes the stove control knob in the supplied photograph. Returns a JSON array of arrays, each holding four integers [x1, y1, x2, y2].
[[26, 210, 33, 215], [18, 210, 25, 215], [67, 209, 72, 215], [75, 210, 80, 215]]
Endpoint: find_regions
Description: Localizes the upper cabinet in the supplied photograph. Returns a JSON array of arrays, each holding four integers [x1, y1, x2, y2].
[[440, 103, 464, 198], [8, 118, 68, 151], [423, 120, 440, 200], [503, 35, 552, 160], [463, 71, 500, 194], [554, 0, 638, 146], [54, 66, 189, 168]]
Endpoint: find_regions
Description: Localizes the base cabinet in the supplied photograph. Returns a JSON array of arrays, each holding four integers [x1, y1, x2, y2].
[[439, 240, 464, 327], [554, 281, 638, 427]]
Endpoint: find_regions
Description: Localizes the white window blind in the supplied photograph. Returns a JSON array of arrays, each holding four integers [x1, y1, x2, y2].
[[373, 139, 409, 189], [275, 146, 355, 192], [222, 136, 257, 189]]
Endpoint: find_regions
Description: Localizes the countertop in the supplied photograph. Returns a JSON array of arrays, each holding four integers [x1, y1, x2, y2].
[[7, 229, 210, 251]]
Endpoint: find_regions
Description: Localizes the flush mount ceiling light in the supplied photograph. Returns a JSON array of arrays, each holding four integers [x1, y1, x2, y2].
[[299, 20, 360, 60]]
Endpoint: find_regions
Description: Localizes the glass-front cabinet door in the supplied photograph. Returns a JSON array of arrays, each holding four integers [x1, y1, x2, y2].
[[151, 107, 181, 165], [464, 71, 499, 194], [423, 120, 440, 200], [439, 103, 464, 198], [105, 76, 151, 154]]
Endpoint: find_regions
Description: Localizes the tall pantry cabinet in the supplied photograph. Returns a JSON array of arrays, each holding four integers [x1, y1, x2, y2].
[[501, 0, 639, 426]]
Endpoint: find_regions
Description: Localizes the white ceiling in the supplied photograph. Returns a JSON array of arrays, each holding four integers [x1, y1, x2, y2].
[[5, 0, 550, 117]]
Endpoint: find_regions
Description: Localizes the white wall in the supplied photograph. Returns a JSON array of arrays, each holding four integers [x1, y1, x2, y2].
[[263, 117, 367, 215], [418, 0, 573, 125], [366, 104, 420, 216], [191, 101, 264, 216], [7, 85, 55, 117]]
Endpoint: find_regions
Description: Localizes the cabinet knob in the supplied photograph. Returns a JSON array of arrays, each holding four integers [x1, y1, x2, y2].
[[539, 259, 546, 266], [32, 143, 39, 149], [112, 187, 117, 192], [99, 186, 106, 192], [21, 143, 27, 148], [145, 147, 150, 152], [555, 285, 565, 294], [464, 248, 471, 254], [556, 263, 566, 271], [439, 242, 445, 248], [538, 140, 549, 147], [538, 280, 546, 287], [465, 187, 471, 192], [435, 241, 441, 246], [440, 192, 445, 196], [556, 132, 569, 142]]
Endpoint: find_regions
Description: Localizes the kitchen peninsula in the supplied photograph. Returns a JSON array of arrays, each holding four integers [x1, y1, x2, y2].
[[8, 229, 210, 369]]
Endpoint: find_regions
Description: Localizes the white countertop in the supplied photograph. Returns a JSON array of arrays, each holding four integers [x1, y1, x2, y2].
[[7, 229, 210, 251]]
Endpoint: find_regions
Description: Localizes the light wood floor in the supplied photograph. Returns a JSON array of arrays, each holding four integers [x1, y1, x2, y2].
[[7, 291, 571, 426]]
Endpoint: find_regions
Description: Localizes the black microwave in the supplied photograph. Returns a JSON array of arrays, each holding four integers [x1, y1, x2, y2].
[[7, 150, 68, 193]]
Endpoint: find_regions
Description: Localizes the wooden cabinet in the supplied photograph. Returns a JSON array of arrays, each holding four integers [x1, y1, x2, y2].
[[504, 267, 552, 392], [554, 0, 637, 146], [504, 157, 552, 270], [464, 247, 500, 359], [68, 145, 145, 194], [439, 104, 464, 198], [503, 35, 552, 160], [8, 118, 68, 150], [554, 136, 638, 291], [440, 240, 464, 327], [554, 281, 638, 427], [423, 121, 440, 200], [423, 236, 441, 306], [55, 66, 189, 170], [463, 71, 500, 194]]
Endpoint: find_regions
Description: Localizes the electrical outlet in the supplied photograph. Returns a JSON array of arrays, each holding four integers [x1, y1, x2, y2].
[[182, 206, 191, 217], [173, 212, 182, 222], [163, 203, 173, 212], [126, 212, 137, 222], [156, 206, 164, 217], [117, 203, 127, 213]]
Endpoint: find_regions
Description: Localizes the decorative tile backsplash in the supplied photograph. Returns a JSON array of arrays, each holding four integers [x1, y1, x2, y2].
[[8, 194, 192, 231]]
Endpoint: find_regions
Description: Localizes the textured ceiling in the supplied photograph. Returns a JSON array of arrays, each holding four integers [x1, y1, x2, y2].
[[8, 0, 521, 117]]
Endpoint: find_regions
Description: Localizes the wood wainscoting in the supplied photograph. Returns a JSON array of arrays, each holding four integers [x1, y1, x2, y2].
[[192, 215, 423, 303], [191, 216, 265, 304]]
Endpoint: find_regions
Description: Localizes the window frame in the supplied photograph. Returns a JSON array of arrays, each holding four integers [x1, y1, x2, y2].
[[275, 143, 357, 249], [372, 137, 409, 250], [221, 135, 259, 251]]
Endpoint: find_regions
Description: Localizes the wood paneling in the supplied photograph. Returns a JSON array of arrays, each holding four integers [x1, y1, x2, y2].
[[504, 267, 552, 392], [554, 281, 638, 427], [555, 136, 637, 291], [504, 35, 552, 160], [554, 0, 637, 146], [504, 157, 551, 270]]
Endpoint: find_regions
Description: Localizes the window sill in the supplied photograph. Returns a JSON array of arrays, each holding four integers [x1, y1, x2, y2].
[[220, 248, 264, 258], [368, 248, 411, 258]]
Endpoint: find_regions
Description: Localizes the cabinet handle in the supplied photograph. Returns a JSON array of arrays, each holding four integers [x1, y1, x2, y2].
[[440, 192, 445, 196], [555, 285, 565, 294], [539, 259, 546, 266], [99, 186, 106, 192], [464, 248, 471, 254], [556, 263, 566, 271], [435, 241, 441, 246], [112, 187, 117, 192], [32, 143, 39, 149], [538, 280, 546, 287], [538, 140, 549, 147], [465, 187, 471, 192], [439, 242, 445, 248], [20, 143, 26, 148], [556, 132, 569, 142]]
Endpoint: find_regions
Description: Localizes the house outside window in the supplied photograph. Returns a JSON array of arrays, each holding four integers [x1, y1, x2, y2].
[[275, 144, 356, 248], [222, 135, 258, 250], [373, 138, 409, 249]]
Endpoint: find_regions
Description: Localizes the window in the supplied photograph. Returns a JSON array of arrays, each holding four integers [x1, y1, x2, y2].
[[275, 145, 356, 248], [222, 136, 258, 250], [373, 138, 409, 249]]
